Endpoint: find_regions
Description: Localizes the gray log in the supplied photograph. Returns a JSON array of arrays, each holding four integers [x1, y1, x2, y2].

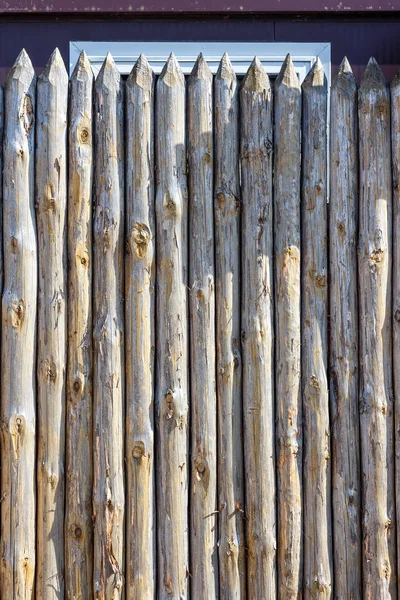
[[65, 50, 94, 600], [240, 56, 276, 599], [155, 53, 189, 600], [35, 48, 68, 600], [93, 53, 125, 600], [330, 57, 362, 599], [188, 54, 218, 599], [358, 57, 396, 599], [274, 54, 302, 600], [302, 58, 332, 599], [125, 53, 156, 600]]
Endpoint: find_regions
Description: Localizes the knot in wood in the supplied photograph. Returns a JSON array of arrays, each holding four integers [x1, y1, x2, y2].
[[310, 375, 320, 391], [132, 441, 145, 459], [10, 236, 18, 253], [74, 526, 82, 538], [11, 299, 25, 329], [79, 126, 90, 145], [394, 309, 400, 323], [20, 94, 34, 134], [369, 248, 384, 265], [132, 222, 151, 259]]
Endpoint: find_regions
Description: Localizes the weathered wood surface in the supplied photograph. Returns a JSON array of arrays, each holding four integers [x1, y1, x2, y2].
[[358, 57, 396, 599], [0, 83, 3, 299], [0, 49, 37, 600], [329, 57, 362, 599], [155, 52, 189, 600], [214, 52, 246, 599], [188, 54, 218, 599], [93, 53, 125, 599], [65, 50, 94, 600], [125, 53, 156, 600], [240, 57, 276, 599], [35, 48, 68, 600], [274, 54, 302, 600], [391, 65, 400, 598], [301, 58, 332, 599]]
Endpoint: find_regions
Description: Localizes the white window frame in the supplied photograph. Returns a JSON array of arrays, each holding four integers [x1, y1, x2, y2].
[[69, 41, 331, 86], [69, 41, 331, 197]]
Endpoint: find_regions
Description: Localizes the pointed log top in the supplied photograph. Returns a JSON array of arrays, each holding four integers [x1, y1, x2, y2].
[[189, 53, 212, 82], [391, 69, 400, 90], [158, 52, 184, 88], [332, 56, 356, 94], [39, 48, 68, 84], [216, 52, 236, 81], [127, 53, 154, 90], [302, 57, 326, 90], [71, 50, 93, 82], [95, 52, 121, 91], [241, 57, 270, 93], [359, 57, 388, 92], [275, 54, 300, 91], [6, 48, 36, 86]]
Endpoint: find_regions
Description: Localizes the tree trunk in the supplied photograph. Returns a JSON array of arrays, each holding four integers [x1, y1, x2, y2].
[[214, 52, 246, 600], [93, 53, 125, 600], [240, 57, 276, 599], [0, 49, 37, 600], [35, 48, 68, 600], [358, 57, 396, 599], [330, 57, 362, 600], [302, 58, 332, 599], [188, 53, 218, 599], [155, 53, 189, 600], [274, 54, 302, 600], [125, 53, 156, 600], [65, 50, 94, 600]]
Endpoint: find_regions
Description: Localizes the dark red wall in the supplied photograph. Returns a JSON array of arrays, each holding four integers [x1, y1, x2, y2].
[[0, 14, 399, 83]]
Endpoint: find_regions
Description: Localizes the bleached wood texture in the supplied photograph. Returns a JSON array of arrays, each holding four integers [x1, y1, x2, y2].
[[65, 50, 94, 600], [359, 57, 396, 599], [274, 54, 302, 599], [35, 48, 68, 600], [0, 49, 37, 600], [214, 52, 245, 599], [93, 53, 125, 599], [155, 53, 189, 599], [125, 53, 156, 600], [187, 54, 218, 599], [301, 58, 332, 599], [0, 83, 3, 298], [240, 57, 276, 599], [392, 66, 400, 598], [329, 57, 362, 599]]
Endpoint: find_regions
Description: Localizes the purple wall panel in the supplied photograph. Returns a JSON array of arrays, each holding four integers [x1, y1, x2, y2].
[[0, 16, 398, 82]]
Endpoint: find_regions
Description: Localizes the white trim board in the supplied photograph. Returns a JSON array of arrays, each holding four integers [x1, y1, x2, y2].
[[69, 41, 331, 85]]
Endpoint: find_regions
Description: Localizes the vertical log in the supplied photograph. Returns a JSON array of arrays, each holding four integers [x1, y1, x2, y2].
[[65, 50, 94, 600], [240, 57, 276, 599], [155, 53, 189, 600], [214, 52, 245, 599], [0, 48, 36, 600], [93, 53, 125, 599], [35, 48, 68, 600], [188, 54, 218, 599], [274, 54, 302, 600], [329, 57, 362, 599], [302, 58, 332, 599], [125, 53, 156, 600], [392, 66, 400, 598], [0, 83, 4, 297], [358, 57, 396, 598]]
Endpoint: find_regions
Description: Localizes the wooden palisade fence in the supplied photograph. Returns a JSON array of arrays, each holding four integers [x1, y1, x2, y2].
[[0, 46, 400, 600]]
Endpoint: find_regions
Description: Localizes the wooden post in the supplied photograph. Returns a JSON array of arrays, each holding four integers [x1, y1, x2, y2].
[[391, 65, 400, 596], [0, 48, 37, 600], [329, 57, 362, 598], [358, 57, 396, 598], [240, 57, 276, 599], [302, 58, 332, 599], [214, 52, 246, 599], [274, 54, 302, 599], [188, 53, 218, 599], [65, 50, 94, 600], [35, 48, 68, 600], [125, 53, 156, 600], [155, 53, 189, 599], [93, 53, 125, 599]]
